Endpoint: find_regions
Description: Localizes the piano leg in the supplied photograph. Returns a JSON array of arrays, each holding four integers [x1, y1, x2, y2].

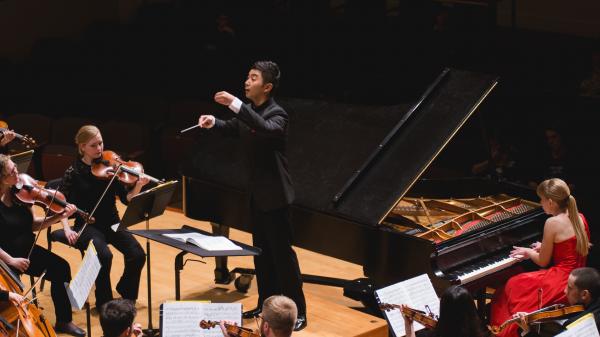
[[211, 222, 233, 284]]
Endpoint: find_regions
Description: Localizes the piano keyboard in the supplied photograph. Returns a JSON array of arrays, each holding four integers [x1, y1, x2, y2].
[[455, 254, 523, 284]]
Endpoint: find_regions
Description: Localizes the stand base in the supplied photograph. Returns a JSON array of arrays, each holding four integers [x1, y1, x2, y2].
[[142, 328, 160, 337]]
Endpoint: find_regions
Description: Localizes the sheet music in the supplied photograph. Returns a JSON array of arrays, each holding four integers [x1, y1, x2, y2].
[[161, 302, 242, 337], [375, 274, 439, 337], [66, 241, 101, 310], [163, 232, 242, 251], [558, 314, 600, 337]]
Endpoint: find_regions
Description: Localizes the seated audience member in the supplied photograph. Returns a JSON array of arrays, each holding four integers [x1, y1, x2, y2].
[[471, 134, 522, 183], [516, 267, 600, 336], [100, 299, 143, 337], [220, 295, 297, 337]]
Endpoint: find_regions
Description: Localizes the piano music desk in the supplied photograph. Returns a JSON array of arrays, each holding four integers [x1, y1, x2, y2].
[[240, 294, 388, 337]]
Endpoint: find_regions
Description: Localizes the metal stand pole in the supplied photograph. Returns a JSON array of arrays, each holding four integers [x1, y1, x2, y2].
[[142, 213, 159, 337]]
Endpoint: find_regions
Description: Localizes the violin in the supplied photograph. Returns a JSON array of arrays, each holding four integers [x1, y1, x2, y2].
[[379, 303, 438, 329], [12, 173, 95, 224], [0, 121, 36, 148], [199, 319, 260, 337], [488, 304, 585, 335], [91, 150, 161, 185], [0, 258, 56, 337]]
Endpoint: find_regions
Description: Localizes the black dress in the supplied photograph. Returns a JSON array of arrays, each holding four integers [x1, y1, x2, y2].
[[0, 200, 72, 323], [61, 158, 145, 307]]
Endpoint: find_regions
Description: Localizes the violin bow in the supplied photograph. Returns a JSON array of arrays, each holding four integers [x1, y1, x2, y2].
[[76, 164, 123, 241], [22, 270, 46, 298]]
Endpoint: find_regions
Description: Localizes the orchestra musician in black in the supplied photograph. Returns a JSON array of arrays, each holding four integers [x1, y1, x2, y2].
[[402, 285, 487, 337], [198, 61, 307, 331], [0, 154, 86, 337], [60, 125, 148, 310]]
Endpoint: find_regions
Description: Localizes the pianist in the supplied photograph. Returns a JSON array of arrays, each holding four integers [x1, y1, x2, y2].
[[402, 285, 487, 337], [490, 178, 590, 337], [198, 61, 307, 331], [515, 267, 600, 337]]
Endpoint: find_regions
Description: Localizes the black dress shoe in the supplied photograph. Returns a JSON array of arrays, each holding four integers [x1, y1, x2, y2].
[[294, 314, 307, 331], [242, 307, 262, 319], [55, 321, 86, 337]]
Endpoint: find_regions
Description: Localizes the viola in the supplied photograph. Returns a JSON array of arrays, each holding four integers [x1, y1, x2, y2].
[[12, 173, 95, 224], [199, 319, 260, 337], [488, 304, 584, 335], [91, 150, 161, 186], [0, 258, 56, 337], [379, 303, 438, 329], [0, 121, 36, 148]]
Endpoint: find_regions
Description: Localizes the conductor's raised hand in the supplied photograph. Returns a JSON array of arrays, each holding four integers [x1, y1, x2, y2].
[[214, 91, 235, 106], [198, 115, 216, 129]]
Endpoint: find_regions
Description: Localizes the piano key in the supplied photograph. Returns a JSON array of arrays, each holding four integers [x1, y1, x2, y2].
[[457, 254, 524, 284]]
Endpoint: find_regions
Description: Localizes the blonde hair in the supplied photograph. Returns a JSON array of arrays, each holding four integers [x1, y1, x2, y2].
[[262, 295, 297, 337], [537, 178, 588, 256], [75, 125, 101, 155]]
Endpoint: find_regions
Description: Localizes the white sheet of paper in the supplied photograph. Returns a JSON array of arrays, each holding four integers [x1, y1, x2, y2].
[[161, 302, 242, 337], [375, 274, 439, 337], [558, 314, 600, 337], [66, 241, 101, 310]]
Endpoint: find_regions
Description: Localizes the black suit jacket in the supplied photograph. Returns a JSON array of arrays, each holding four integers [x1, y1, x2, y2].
[[214, 97, 294, 211]]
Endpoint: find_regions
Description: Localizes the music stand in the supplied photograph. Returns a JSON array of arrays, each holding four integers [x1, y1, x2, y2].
[[117, 180, 178, 337], [9, 149, 34, 174]]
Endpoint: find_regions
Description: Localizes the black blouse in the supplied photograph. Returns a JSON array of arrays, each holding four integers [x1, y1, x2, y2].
[[0, 200, 34, 258], [62, 158, 130, 230]]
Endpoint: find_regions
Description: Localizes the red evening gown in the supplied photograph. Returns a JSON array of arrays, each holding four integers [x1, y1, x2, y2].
[[489, 214, 590, 337]]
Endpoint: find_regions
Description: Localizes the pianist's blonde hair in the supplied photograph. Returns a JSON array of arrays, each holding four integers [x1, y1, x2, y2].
[[75, 125, 101, 156], [537, 178, 588, 256]]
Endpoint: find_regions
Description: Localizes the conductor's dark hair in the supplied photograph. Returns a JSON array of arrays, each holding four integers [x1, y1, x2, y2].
[[572, 267, 600, 301], [435, 286, 485, 337], [100, 299, 137, 337], [251, 60, 280, 96]]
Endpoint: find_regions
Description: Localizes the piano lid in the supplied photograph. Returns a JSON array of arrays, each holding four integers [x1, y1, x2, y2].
[[329, 68, 498, 225]]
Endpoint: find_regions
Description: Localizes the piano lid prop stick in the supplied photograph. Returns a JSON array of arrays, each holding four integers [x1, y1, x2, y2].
[[180, 124, 200, 133]]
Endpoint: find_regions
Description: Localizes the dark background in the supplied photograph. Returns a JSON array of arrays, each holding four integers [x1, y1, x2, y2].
[[1, 0, 598, 265]]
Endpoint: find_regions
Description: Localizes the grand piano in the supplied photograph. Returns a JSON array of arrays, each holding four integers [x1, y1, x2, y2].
[[180, 68, 547, 312]]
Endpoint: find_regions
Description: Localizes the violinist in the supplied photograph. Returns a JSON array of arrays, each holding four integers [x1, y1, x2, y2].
[[218, 295, 297, 337], [402, 286, 487, 337], [61, 125, 148, 309], [515, 267, 600, 336], [99, 299, 143, 337], [0, 154, 86, 337]]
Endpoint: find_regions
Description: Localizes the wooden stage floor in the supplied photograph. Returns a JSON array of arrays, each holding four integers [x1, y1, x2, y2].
[[29, 204, 388, 337]]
